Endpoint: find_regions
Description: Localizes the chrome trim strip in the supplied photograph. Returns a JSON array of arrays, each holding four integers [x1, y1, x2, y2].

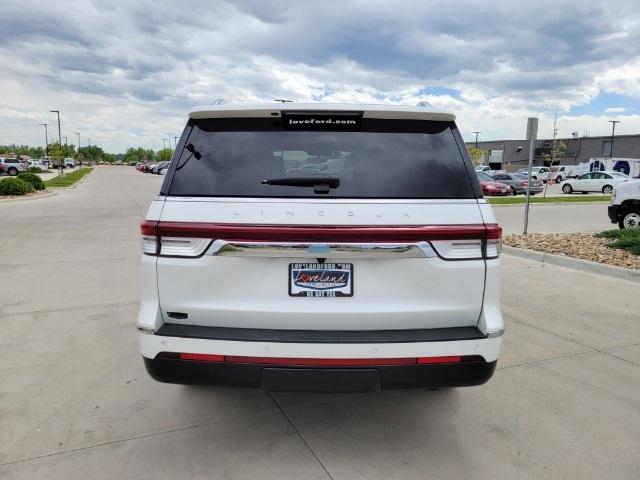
[[207, 240, 437, 258]]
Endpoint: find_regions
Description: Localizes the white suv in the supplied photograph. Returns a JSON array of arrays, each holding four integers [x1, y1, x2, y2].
[[137, 103, 504, 392]]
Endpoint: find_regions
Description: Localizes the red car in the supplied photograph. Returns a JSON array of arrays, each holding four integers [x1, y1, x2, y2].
[[476, 172, 511, 196]]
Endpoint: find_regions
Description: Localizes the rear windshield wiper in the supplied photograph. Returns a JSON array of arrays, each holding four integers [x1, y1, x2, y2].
[[261, 176, 340, 194]]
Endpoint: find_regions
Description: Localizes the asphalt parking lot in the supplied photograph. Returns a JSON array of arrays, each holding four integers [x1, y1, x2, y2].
[[1, 167, 638, 479]]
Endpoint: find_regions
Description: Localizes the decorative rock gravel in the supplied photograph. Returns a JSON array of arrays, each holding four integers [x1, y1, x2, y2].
[[504, 233, 640, 270]]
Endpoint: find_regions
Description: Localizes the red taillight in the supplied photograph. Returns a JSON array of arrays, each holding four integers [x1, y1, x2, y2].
[[485, 223, 502, 240], [140, 220, 158, 236], [140, 222, 498, 242], [520, 181, 528, 187], [140, 221, 502, 259]]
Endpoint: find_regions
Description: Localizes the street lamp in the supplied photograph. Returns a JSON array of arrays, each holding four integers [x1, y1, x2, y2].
[[75, 132, 81, 165], [472, 131, 481, 149], [608, 120, 620, 158], [63, 136, 68, 146], [174, 136, 179, 148], [162, 138, 167, 150], [40, 123, 49, 157], [49, 110, 62, 171]]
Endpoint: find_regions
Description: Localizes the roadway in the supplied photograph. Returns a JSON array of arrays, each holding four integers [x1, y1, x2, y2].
[[1, 167, 638, 479]]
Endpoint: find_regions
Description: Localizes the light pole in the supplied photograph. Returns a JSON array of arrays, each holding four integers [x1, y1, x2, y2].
[[173, 136, 179, 148], [50, 110, 62, 171], [473, 131, 481, 149], [40, 123, 49, 157], [608, 120, 620, 158], [63, 136, 68, 146], [162, 138, 167, 150], [75, 132, 81, 165]]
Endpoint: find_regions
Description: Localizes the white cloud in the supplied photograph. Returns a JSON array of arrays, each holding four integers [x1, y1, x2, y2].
[[1, 0, 640, 151]]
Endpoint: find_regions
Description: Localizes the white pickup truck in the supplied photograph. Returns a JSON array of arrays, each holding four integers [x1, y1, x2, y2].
[[517, 166, 550, 182], [608, 179, 640, 228]]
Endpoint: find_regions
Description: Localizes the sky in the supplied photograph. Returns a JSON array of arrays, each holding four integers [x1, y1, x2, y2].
[[1, 0, 640, 153]]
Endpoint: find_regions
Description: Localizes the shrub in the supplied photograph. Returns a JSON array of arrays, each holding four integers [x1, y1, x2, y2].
[[29, 167, 43, 172], [0, 177, 31, 195], [17, 172, 45, 190]]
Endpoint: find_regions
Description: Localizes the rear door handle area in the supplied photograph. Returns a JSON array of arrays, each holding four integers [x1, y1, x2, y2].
[[207, 240, 437, 259]]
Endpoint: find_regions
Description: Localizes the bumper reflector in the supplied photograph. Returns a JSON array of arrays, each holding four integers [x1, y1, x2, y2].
[[165, 353, 466, 366]]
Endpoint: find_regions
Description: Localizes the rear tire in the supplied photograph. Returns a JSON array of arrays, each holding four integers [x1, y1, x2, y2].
[[562, 184, 573, 194], [8, 167, 18, 176], [602, 185, 613, 194], [619, 208, 640, 229], [556, 176, 562, 183], [510, 187, 517, 196]]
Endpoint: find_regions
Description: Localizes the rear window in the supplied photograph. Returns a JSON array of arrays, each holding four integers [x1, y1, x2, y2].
[[163, 116, 478, 199]]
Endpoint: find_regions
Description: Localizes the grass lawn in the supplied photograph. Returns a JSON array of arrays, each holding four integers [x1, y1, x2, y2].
[[44, 168, 93, 188], [488, 195, 610, 205], [595, 228, 640, 256]]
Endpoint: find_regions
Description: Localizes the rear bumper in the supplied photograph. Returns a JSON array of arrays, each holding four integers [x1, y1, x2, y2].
[[143, 356, 497, 391], [608, 205, 620, 223], [139, 325, 502, 391]]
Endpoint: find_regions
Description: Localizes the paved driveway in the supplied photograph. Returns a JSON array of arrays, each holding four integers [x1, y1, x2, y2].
[[1, 167, 638, 479]]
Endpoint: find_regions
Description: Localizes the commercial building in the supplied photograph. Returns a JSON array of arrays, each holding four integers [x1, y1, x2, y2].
[[473, 134, 640, 171]]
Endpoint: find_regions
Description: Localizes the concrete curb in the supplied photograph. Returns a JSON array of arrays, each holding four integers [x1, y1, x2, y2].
[[0, 189, 57, 204], [503, 245, 640, 283]]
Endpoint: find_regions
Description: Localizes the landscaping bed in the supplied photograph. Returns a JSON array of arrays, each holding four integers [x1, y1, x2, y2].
[[504, 231, 640, 269], [44, 167, 92, 188]]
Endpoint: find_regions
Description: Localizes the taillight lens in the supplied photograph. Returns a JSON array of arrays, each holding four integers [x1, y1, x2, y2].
[[520, 181, 528, 187], [141, 221, 211, 258], [431, 224, 501, 260], [139, 221, 502, 260]]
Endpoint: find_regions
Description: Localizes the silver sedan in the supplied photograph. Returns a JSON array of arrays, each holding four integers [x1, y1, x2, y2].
[[490, 173, 544, 195]]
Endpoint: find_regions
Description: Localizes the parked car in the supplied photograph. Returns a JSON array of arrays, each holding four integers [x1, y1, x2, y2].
[[138, 103, 504, 392], [474, 165, 491, 174], [517, 166, 550, 182], [491, 173, 543, 195], [608, 179, 640, 228], [560, 171, 631, 194], [476, 172, 511, 196], [0, 157, 29, 176], [152, 161, 169, 174], [64, 158, 75, 168]]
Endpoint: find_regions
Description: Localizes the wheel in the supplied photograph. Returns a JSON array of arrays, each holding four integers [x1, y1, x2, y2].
[[510, 186, 517, 196], [556, 176, 562, 183], [562, 183, 573, 194], [619, 208, 640, 229], [7, 167, 18, 176], [530, 193, 537, 196], [602, 185, 613, 194]]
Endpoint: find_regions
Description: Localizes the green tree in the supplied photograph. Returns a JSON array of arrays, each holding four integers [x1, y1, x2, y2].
[[48, 142, 65, 167], [543, 141, 567, 167], [466, 145, 487, 166], [123, 147, 155, 163], [156, 148, 173, 162]]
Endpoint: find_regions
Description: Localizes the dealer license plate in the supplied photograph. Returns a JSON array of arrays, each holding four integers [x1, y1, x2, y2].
[[289, 263, 353, 297]]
